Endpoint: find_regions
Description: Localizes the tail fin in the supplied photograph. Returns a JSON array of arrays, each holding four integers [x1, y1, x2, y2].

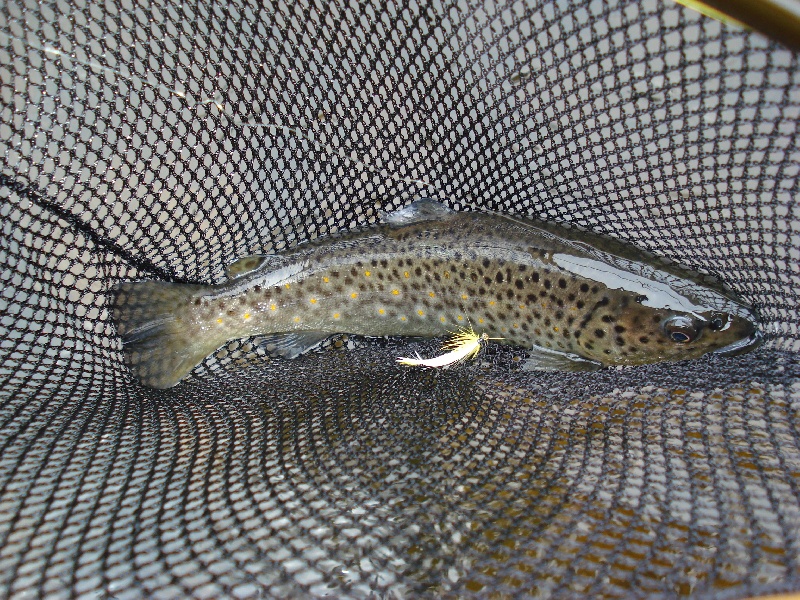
[[113, 281, 220, 389]]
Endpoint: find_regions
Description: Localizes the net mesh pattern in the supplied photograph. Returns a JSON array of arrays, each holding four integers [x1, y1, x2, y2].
[[1, 0, 800, 597]]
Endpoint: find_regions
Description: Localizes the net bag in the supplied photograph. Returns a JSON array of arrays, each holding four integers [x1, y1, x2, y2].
[[1, 0, 799, 597]]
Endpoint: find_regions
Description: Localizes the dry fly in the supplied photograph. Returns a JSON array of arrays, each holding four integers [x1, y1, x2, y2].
[[397, 325, 498, 368]]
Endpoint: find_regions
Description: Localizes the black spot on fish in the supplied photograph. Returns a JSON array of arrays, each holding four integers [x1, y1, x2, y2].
[[515, 279, 524, 290], [344, 276, 353, 285], [614, 325, 626, 333], [568, 293, 576, 302], [254, 285, 261, 293], [519, 264, 527, 271], [576, 300, 585, 309], [539, 290, 547, 297], [533, 311, 541, 320], [580, 283, 589, 293], [496, 272, 504, 283], [414, 267, 422, 276], [351, 267, 358, 276], [602, 315, 613, 323], [544, 317, 551, 327], [380, 259, 388, 268], [639, 336, 649, 344], [555, 310, 564, 320], [194, 298, 201, 306], [532, 273, 540, 283], [598, 296, 610, 306], [485, 277, 493, 285], [544, 280, 551, 290], [479, 287, 486, 295], [652, 314, 662, 323], [471, 272, 478, 282], [567, 316, 575, 325], [506, 290, 515, 299], [433, 273, 440, 281], [615, 337, 625, 346], [591, 286, 599, 294], [635, 295, 648, 303], [482, 258, 491, 268], [594, 329, 605, 338], [527, 294, 537, 302], [558, 278, 567, 289]]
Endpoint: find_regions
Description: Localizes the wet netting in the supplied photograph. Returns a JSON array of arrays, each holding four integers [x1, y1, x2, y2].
[[2, 0, 800, 597]]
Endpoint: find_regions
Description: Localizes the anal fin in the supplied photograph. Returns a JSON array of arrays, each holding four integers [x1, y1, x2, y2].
[[521, 345, 603, 372], [258, 331, 332, 359]]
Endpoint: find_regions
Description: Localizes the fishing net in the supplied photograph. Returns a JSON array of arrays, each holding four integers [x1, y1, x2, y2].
[[1, 0, 799, 597]]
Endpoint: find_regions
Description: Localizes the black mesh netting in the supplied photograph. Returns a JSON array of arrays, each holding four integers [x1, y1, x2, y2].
[[1, 0, 800, 597]]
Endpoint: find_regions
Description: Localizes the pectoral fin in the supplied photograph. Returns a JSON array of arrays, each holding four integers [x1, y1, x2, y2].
[[521, 345, 603, 372], [258, 331, 332, 359]]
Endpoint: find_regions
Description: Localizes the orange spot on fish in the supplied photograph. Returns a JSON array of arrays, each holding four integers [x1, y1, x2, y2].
[[351, 292, 358, 299], [293, 316, 301, 323], [323, 276, 330, 283], [404, 271, 410, 278], [392, 289, 400, 295], [284, 283, 291, 289], [334, 313, 340, 319], [379, 308, 385, 315], [244, 313, 250, 320], [489, 301, 496, 306], [444, 272, 450, 279], [401, 316, 407, 321], [270, 304, 277, 311], [440, 316, 446, 322], [365, 271, 371, 277], [519, 304, 526, 309], [462, 294, 469, 300], [418, 309, 425, 316], [478, 318, 484, 324], [429, 291, 436, 297], [310, 298, 317, 304], [217, 318, 223, 324], [457, 315, 463, 321], [554, 326, 559, 332]]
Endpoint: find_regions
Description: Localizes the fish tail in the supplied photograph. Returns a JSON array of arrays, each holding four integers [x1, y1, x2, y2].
[[113, 280, 219, 389]]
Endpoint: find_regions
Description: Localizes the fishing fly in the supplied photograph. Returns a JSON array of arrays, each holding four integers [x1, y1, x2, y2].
[[397, 325, 498, 368]]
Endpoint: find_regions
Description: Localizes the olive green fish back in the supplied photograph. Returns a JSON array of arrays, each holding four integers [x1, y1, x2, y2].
[[1, 0, 800, 598]]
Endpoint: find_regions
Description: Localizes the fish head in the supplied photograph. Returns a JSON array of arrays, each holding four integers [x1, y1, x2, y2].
[[580, 300, 762, 366]]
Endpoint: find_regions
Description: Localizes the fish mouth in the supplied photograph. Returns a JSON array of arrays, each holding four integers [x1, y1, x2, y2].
[[714, 329, 764, 357]]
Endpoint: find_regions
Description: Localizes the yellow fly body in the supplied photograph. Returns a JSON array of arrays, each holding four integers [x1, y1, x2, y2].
[[397, 325, 495, 368]]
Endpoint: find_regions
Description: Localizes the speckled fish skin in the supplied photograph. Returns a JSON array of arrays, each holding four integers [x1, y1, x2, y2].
[[113, 200, 761, 388]]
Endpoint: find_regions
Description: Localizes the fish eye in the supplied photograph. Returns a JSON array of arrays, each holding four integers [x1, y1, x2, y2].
[[663, 316, 698, 344]]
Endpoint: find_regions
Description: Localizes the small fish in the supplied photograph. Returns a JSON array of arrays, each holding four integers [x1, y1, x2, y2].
[[113, 199, 762, 388]]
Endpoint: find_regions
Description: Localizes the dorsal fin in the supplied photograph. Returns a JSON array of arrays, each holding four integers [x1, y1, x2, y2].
[[225, 255, 279, 279], [382, 199, 456, 227]]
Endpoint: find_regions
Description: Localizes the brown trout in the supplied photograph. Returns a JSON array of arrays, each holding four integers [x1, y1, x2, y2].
[[113, 200, 761, 388]]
